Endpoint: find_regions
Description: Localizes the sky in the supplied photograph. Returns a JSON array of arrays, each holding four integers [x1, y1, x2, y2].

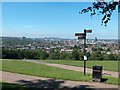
[[2, 2, 118, 39]]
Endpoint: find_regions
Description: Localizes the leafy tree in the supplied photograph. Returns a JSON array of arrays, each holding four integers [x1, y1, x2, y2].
[[106, 48, 110, 51], [65, 53, 72, 60], [92, 48, 98, 51], [90, 51, 103, 60], [73, 45, 80, 50], [104, 54, 115, 60], [72, 49, 80, 60], [79, 52, 84, 60], [39, 50, 48, 60], [2, 49, 22, 59], [23, 50, 39, 59], [113, 54, 119, 60], [80, 1, 119, 26], [90, 52, 96, 60], [49, 50, 60, 60], [86, 52, 91, 60], [59, 52, 67, 60], [117, 54, 120, 60]]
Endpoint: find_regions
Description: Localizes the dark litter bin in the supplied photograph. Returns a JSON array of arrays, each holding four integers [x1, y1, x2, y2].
[[92, 66, 102, 82]]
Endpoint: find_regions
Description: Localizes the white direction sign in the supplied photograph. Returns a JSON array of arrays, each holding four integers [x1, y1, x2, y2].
[[84, 56, 87, 61]]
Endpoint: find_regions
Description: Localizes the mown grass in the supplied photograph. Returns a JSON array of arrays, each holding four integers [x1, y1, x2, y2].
[[2, 59, 119, 85], [41, 60, 118, 72]]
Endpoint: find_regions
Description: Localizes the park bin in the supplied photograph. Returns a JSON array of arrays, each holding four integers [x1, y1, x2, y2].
[[92, 66, 103, 82]]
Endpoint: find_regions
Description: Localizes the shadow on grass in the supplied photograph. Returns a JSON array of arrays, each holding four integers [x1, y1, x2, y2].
[[101, 78, 108, 82], [2, 79, 96, 90]]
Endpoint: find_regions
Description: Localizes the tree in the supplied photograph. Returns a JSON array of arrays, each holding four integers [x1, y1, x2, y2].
[[117, 54, 120, 60], [65, 53, 72, 60], [86, 52, 91, 60], [73, 45, 80, 50], [90, 51, 104, 60], [72, 49, 80, 60], [2, 49, 23, 59], [79, 52, 84, 60], [80, 1, 119, 26], [23, 50, 39, 59], [38, 50, 48, 60], [49, 50, 60, 60], [104, 54, 116, 60], [59, 52, 67, 60]]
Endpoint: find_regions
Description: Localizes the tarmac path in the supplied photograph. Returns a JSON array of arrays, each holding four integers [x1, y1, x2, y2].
[[1, 71, 119, 89]]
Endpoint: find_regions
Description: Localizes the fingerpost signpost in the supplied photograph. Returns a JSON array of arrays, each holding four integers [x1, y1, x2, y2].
[[75, 29, 92, 75]]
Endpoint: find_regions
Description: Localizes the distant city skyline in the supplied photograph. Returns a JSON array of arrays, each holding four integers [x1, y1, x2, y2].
[[2, 2, 118, 39]]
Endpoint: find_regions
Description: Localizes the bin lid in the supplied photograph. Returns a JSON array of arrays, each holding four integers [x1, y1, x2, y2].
[[93, 66, 102, 70]]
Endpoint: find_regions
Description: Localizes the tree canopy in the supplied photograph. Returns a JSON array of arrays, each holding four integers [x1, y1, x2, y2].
[[80, 1, 119, 26]]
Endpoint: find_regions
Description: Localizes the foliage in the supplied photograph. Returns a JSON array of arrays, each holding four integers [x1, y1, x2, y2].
[[2, 49, 40, 59], [59, 52, 68, 60], [104, 54, 116, 60], [64, 53, 72, 60], [79, 52, 84, 60], [80, 1, 119, 26], [90, 51, 104, 60], [38, 50, 49, 60], [49, 50, 60, 60], [2, 48, 119, 60], [72, 49, 80, 60]]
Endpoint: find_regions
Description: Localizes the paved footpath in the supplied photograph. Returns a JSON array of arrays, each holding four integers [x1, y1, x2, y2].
[[1, 71, 119, 89], [25, 60, 118, 78]]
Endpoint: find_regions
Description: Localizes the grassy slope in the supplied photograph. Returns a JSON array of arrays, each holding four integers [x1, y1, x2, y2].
[[41, 60, 118, 71], [2, 59, 119, 85]]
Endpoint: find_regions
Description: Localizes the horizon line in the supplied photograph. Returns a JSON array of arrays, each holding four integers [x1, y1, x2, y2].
[[1, 36, 118, 40]]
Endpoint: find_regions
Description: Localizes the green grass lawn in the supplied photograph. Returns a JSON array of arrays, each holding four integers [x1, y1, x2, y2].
[[2, 59, 119, 85], [41, 60, 118, 72]]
